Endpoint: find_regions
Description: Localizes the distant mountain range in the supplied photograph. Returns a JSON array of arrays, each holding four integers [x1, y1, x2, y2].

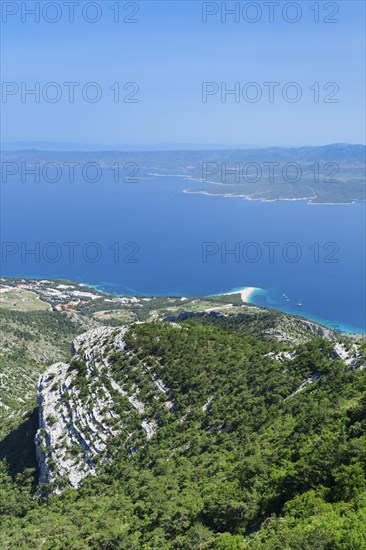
[[1, 141, 365, 152], [1, 141, 266, 152], [2, 143, 364, 160]]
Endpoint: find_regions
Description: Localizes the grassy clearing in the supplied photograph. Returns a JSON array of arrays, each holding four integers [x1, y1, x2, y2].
[[0, 289, 50, 312]]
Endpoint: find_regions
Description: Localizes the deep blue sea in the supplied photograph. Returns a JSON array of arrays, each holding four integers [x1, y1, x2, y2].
[[1, 170, 365, 333]]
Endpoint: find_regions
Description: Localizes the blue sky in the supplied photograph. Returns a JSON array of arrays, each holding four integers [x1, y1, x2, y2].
[[1, 0, 365, 147]]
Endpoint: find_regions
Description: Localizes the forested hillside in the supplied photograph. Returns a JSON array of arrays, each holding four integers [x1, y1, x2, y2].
[[1, 314, 365, 549]]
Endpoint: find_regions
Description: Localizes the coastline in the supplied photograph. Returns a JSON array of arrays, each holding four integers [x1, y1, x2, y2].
[[213, 286, 263, 304], [1, 275, 365, 335], [183, 188, 359, 206], [144, 172, 362, 205], [210, 285, 365, 335]]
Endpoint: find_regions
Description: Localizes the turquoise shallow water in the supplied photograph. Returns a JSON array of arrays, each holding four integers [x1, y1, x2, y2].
[[209, 285, 364, 334], [249, 289, 363, 334], [1, 170, 365, 334]]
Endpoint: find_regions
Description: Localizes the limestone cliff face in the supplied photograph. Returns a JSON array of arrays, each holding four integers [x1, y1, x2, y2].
[[35, 326, 173, 492], [35, 321, 364, 493]]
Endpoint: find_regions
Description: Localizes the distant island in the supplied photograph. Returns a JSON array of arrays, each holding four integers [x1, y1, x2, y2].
[[2, 143, 365, 204]]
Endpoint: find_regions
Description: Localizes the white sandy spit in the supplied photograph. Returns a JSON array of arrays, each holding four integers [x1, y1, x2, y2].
[[220, 286, 262, 303]]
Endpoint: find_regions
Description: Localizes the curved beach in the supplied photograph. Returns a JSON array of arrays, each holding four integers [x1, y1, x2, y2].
[[221, 286, 262, 303]]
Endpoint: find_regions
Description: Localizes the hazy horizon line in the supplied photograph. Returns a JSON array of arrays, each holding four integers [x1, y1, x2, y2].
[[1, 141, 365, 153]]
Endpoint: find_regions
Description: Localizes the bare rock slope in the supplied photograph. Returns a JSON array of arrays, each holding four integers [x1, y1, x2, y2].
[[35, 326, 173, 491]]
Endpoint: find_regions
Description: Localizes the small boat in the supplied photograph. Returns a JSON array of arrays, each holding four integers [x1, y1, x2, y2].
[[296, 302, 303, 307]]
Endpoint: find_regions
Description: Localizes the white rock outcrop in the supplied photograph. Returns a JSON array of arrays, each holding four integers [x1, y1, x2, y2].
[[35, 326, 174, 492]]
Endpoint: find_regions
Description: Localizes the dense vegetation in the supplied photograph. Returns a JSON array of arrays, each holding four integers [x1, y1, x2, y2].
[[0, 309, 83, 439], [1, 317, 365, 549]]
